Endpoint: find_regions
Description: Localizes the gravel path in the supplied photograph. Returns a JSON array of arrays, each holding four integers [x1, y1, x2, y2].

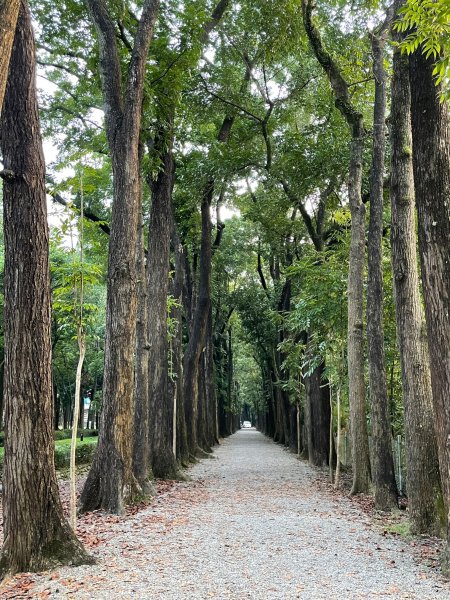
[[2, 429, 450, 599]]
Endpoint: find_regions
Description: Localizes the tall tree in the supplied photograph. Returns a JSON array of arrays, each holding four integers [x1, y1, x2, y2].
[[147, 120, 179, 478], [409, 44, 450, 568], [390, 0, 443, 534], [0, 0, 20, 115], [302, 0, 371, 493], [146, 0, 230, 474], [367, 21, 398, 511], [0, 0, 90, 576], [80, 0, 160, 514]]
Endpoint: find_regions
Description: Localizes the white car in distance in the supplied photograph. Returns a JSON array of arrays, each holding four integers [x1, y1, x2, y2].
[[242, 421, 252, 428]]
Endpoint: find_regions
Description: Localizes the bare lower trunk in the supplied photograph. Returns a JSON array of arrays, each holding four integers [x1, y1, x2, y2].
[[347, 124, 371, 494], [183, 190, 213, 456], [170, 222, 190, 466], [409, 47, 450, 568], [70, 332, 86, 530], [367, 30, 397, 510], [390, 1, 442, 534], [80, 0, 160, 514], [147, 135, 179, 479], [0, 2, 90, 576], [304, 361, 330, 466], [133, 209, 154, 495]]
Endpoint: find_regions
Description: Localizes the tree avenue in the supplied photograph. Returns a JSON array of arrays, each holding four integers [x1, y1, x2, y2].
[[1, 0, 450, 580]]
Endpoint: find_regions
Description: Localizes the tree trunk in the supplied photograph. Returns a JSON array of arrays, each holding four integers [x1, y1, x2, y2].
[[367, 29, 398, 510], [0, 0, 20, 116], [304, 362, 330, 466], [0, 2, 91, 576], [205, 311, 219, 446], [170, 220, 190, 466], [80, 0, 160, 514], [409, 47, 450, 566], [183, 187, 214, 456], [132, 208, 154, 494], [147, 133, 179, 479], [302, 0, 371, 493], [389, 1, 443, 534]]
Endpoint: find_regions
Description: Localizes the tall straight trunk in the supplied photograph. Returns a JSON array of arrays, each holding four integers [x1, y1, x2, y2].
[[367, 29, 398, 510], [409, 48, 450, 567], [147, 133, 179, 479], [303, 0, 371, 493], [183, 185, 214, 456], [80, 0, 160, 514], [304, 362, 330, 466], [133, 209, 154, 494], [170, 219, 190, 466], [390, 1, 442, 534], [0, 0, 20, 116], [197, 356, 212, 452], [0, 1, 90, 576], [206, 311, 219, 446], [183, 64, 251, 455]]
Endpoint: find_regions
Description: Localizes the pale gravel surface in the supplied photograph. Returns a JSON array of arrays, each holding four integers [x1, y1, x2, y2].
[[2, 429, 450, 599]]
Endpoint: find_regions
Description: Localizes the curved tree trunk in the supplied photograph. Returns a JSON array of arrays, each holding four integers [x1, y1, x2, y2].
[[367, 29, 398, 510], [0, 1, 91, 576], [389, 1, 443, 534], [409, 47, 450, 569]]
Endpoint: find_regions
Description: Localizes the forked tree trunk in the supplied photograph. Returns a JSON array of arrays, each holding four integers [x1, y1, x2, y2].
[[80, 0, 160, 514], [390, 1, 443, 534], [0, 0, 20, 115], [367, 28, 398, 510], [0, 1, 91, 576], [409, 47, 450, 568]]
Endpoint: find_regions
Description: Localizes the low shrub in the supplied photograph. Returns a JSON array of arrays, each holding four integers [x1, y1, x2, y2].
[[53, 439, 97, 469]]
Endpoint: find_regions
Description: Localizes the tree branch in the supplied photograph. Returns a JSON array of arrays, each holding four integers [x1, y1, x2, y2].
[[202, 0, 231, 43], [302, 0, 362, 132], [279, 179, 323, 251], [123, 0, 160, 140], [49, 189, 111, 236], [86, 0, 124, 144], [199, 74, 262, 123]]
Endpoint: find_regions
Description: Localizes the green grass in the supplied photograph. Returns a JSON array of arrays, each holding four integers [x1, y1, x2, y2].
[[0, 437, 98, 471]]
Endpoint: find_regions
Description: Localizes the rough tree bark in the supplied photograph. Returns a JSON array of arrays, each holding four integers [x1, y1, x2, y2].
[[303, 0, 371, 493], [80, 0, 160, 514], [170, 221, 190, 467], [367, 24, 398, 511], [0, 1, 91, 576], [147, 126, 180, 479], [409, 46, 450, 566], [389, 0, 443, 534], [133, 207, 155, 495], [0, 0, 20, 115]]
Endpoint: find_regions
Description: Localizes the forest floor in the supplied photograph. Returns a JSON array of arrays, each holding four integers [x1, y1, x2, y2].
[[2, 430, 450, 599]]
